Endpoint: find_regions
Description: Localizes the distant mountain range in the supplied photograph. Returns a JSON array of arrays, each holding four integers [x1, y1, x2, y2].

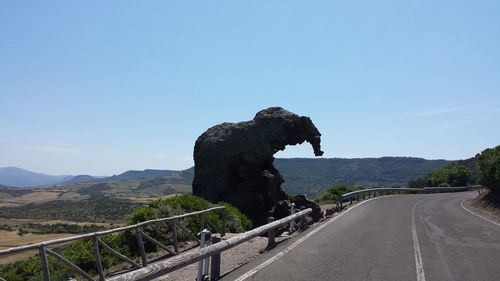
[[0, 167, 183, 187], [0, 157, 453, 195], [0, 167, 72, 188]]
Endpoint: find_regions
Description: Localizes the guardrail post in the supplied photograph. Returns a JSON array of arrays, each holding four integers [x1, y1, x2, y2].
[[39, 244, 51, 281], [92, 235, 105, 281], [210, 236, 221, 281], [266, 217, 275, 250], [289, 203, 296, 234], [197, 229, 211, 281], [135, 226, 148, 267], [171, 219, 179, 254]]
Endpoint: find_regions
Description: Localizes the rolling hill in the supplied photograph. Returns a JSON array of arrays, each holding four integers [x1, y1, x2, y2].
[[1, 157, 454, 198], [274, 157, 452, 196], [101, 169, 178, 181]]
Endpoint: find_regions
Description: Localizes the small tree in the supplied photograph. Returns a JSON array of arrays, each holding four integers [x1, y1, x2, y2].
[[476, 145, 500, 192], [427, 164, 471, 187]]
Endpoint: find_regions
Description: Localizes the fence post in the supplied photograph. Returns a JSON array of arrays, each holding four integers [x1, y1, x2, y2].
[[266, 217, 275, 250], [289, 203, 296, 234], [39, 244, 51, 281], [135, 226, 147, 267], [197, 229, 211, 281], [171, 219, 179, 254], [210, 236, 221, 281], [92, 235, 105, 281]]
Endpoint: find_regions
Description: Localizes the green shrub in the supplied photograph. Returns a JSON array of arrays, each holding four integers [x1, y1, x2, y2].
[[427, 164, 471, 187], [128, 206, 156, 225], [476, 145, 500, 192], [218, 202, 252, 232], [317, 184, 364, 204], [129, 194, 251, 234]]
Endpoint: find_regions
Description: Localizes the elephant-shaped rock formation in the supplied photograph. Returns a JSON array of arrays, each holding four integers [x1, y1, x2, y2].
[[193, 107, 324, 226]]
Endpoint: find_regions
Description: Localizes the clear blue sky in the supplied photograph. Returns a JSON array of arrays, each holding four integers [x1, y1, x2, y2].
[[1, 0, 499, 176]]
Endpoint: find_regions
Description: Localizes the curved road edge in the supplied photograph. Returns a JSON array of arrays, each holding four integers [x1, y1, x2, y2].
[[460, 199, 500, 227]]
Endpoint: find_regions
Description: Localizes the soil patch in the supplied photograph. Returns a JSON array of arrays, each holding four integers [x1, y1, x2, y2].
[[467, 190, 500, 223]]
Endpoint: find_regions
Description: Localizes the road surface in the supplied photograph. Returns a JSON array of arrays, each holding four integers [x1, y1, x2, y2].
[[223, 191, 500, 281]]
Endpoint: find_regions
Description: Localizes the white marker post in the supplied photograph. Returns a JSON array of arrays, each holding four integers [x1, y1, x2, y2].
[[197, 229, 212, 281]]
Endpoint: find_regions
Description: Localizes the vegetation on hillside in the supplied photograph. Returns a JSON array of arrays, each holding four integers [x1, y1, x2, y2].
[[275, 157, 451, 197], [408, 163, 472, 188], [78, 183, 111, 198], [426, 164, 471, 187], [476, 145, 500, 192], [20, 223, 105, 234], [0, 198, 140, 222], [129, 194, 252, 233]]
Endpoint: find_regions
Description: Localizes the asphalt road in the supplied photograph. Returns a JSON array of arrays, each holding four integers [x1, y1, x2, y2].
[[222, 192, 500, 281]]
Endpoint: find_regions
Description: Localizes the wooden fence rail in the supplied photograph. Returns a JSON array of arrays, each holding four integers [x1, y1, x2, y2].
[[108, 208, 313, 281], [337, 186, 484, 210], [0, 206, 226, 281]]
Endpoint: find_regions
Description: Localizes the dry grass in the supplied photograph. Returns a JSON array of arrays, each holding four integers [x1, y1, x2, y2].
[[0, 231, 74, 264], [0, 191, 61, 207], [468, 190, 500, 223], [126, 193, 179, 203], [0, 218, 121, 228], [0, 231, 74, 249]]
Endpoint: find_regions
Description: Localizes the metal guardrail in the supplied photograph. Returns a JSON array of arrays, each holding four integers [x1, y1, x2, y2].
[[0, 206, 226, 281], [338, 186, 484, 209], [108, 208, 313, 281]]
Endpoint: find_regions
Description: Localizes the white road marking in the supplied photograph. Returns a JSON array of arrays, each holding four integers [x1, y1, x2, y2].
[[234, 197, 382, 281], [411, 199, 427, 281], [460, 199, 500, 227]]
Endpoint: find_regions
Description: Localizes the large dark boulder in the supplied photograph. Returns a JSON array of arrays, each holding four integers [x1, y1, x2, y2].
[[293, 194, 323, 222], [192, 107, 323, 226]]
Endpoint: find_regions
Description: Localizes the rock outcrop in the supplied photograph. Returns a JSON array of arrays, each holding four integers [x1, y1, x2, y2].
[[192, 107, 324, 226]]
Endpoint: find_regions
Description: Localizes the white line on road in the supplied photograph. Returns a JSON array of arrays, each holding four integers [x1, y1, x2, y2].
[[234, 197, 382, 281], [411, 199, 427, 281], [460, 199, 500, 227]]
